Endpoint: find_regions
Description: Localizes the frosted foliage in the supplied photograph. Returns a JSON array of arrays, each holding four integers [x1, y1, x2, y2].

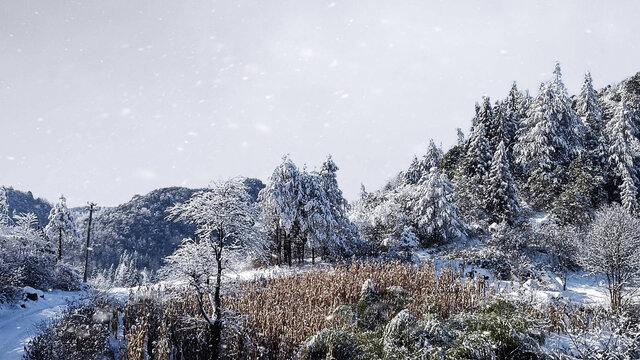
[[579, 204, 640, 309], [605, 101, 640, 211], [167, 178, 266, 260], [485, 141, 519, 223], [0, 186, 9, 226], [412, 168, 466, 243]]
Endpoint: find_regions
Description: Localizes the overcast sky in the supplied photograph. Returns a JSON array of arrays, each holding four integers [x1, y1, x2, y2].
[[1, 1, 639, 207]]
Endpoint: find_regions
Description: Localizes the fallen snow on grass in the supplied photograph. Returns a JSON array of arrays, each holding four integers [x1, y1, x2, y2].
[[0, 290, 86, 360]]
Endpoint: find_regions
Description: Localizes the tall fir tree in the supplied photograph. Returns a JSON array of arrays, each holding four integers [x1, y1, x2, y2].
[[456, 122, 491, 219], [551, 153, 605, 225], [44, 194, 77, 262], [0, 186, 9, 227], [514, 64, 584, 208], [605, 100, 640, 211], [576, 71, 604, 151], [258, 155, 303, 265], [485, 141, 519, 224], [318, 155, 359, 257], [411, 167, 466, 244]]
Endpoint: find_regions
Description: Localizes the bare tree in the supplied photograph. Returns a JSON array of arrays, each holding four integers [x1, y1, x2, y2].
[[164, 178, 267, 359], [579, 204, 640, 310], [539, 222, 579, 291]]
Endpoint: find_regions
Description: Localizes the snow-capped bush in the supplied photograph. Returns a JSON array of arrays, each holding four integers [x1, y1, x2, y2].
[[299, 329, 360, 360], [24, 301, 113, 360]]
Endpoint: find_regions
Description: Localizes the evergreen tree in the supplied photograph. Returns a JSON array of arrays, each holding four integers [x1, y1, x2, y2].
[[299, 170, 333, 262], [0, 186, 9, 227], [576, 71, 604, 151], [258, 155, 303, 265], [605, 100, 640, 211], [44, 195, 77, 262], [504, 82, 525, 144], [476, 96, 501, 151], [485, 141, 519, 224], [456, 128, 465, 146], [404, 156, 422, 185], [318, 155, 359, 257], [456, 123, 491, 219], [515, 63, 583, 173], [411, 167, 466, 244], [550, 153, 605, 225], [421, 139, 444, 173]]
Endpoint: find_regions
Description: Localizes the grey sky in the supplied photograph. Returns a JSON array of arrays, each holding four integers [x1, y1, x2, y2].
[[1, 1, 639, 207]]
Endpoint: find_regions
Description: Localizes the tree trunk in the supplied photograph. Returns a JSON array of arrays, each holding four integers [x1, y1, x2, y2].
[[57, 227, 62, 262], [285, 234, 292, 267], [312, 247, 315, 265], [211, 230, 224, 360], [276, 226, 282, 265], [562, 265, 567, 291]]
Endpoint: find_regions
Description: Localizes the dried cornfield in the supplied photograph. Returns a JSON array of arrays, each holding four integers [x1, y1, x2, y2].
[[226, 261, 491, 359]]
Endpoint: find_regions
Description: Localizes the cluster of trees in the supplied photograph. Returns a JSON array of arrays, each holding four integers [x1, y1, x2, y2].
[[0, 189, 82, 300], [259, 155, 360, 265], [351, 140, 467, 256], [442, 64, 640, 226]]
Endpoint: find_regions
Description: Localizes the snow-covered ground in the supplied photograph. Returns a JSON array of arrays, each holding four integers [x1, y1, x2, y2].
[[0, 290, 86, 360]]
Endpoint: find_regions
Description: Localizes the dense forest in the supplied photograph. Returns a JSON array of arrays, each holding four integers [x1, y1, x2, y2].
[[2, 64, 640, 359]]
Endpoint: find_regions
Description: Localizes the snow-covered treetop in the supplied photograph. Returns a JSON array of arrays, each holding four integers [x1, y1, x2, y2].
[[167, 178, 266, 258]]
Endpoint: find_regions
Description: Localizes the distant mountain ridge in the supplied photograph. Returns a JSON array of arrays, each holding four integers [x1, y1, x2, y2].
[[3, 187, 52, 228], [3, 178, 265, 272]]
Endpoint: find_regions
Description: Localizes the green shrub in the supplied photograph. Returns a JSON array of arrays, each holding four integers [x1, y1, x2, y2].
[[299, 329, 360, 360]]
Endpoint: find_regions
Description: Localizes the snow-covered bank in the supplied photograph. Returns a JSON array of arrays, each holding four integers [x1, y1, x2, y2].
[[0, 290, 86, 360]]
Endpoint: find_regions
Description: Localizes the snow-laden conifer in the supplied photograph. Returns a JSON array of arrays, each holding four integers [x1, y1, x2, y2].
[[485, 141, 519, 223], [44, 195, 77, 262]]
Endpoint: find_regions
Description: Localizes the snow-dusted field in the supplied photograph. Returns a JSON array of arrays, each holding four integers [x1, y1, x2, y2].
[[0, 290, 85, 360]]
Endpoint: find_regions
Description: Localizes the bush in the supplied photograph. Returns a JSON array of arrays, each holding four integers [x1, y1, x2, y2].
[[24, 301, 112, 360], [53, 263, 83, 291], [299, 329, 360, 360]]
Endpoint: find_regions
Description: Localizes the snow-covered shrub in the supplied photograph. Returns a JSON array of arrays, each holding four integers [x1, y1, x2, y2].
[[299, 329, 360, 360], [382, 309, 417, 351], [355, 279, 387, 330], [446, 299, 544, 359], [24, 301, 112, 360], [53, 262, 83, 291], [578, 204, 640, 310]]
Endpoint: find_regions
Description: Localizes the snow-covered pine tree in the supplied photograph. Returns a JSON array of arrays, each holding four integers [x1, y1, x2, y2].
[[514, 64, 584, 209], [551, 152, 605, 225], [318, 155, 359, 257], [44, 195, 77, 262], [456, 128, 465, 146], [113, 250, 139, 287], [504, 82, 525, 142], [515, 64, 583, 172], [299, 169, 333, 263], [383, 225, 418, 261], [406, 140, 444, 184], [476, 96, 501, 151], [421, 139, 443, 173], [412, 167, 466, 244], [485, 141, 519, 224], [605, 100, 640, 211], [0, 186, 9, 227], [455, 122, 491, 219], [404, 156, 422, 185], [258, 155, 303, 265], [576, 72, 604, 151]]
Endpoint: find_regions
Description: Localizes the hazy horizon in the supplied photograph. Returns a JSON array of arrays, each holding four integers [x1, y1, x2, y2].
[[1, 1, 639, 207]]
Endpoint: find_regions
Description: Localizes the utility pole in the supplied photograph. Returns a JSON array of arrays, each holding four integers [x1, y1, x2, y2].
[[83, 202, 96, 283]]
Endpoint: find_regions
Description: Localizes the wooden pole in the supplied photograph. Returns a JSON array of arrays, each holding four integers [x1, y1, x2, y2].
[[83, 202, 96, 283]]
